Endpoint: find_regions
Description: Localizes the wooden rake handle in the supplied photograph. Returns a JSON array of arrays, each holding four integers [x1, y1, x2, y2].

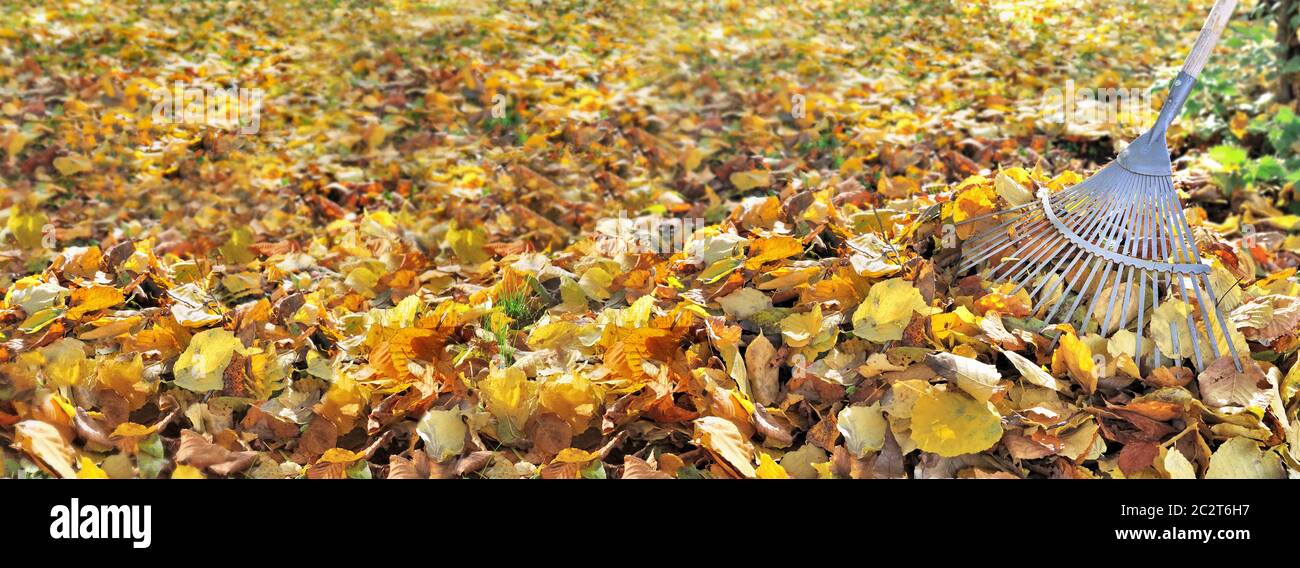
[[1181, 0, 1239, 77]]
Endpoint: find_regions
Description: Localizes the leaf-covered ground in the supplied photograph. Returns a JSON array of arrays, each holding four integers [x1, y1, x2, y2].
[[2, 0, 1298, 479]]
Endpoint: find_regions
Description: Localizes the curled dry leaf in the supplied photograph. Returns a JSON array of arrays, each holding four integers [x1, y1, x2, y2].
[[744, 333, 781, 405]]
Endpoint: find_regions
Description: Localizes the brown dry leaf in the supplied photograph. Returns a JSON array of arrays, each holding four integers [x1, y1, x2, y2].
[[176, 430, 258, 476], [744, 333, 781, 405], [1198, 356, 1273, 410], [621, 455, 673, 479]]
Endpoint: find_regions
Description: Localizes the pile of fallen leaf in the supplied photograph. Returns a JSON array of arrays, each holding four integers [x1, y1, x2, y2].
[[0, 0, 1297, 478]]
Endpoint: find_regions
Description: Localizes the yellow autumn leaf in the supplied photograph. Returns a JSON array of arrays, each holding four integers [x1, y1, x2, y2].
[[717, 287, 773, 320], [1229, 111, 1248, 140], [1053, 329, 1096, 394], [527, 320, 580, 350], [317, 374, 367, 434], [950, 181, 996, 239], [318, 448, 365, 464], [1150, 299, 1198, 360], [6, 207, 47, 249], [779, 444, 828, 479], [1161, 447, 1198, 479], [852, 277, 933, 342], [537, 372, 601, 431], [1001, 348, 1068, 393], [755, 452, 790, 479], [53, 154, 92, 176], [39, 338, 93, 388], [553, 448, 600, 464], [729, 169, 771, 191], [110, 422, 157, 439], [79, 314, 142, 341], [247, 345, 291, 400], [837, 403, 887, 458], [76, 456, 109, 479], [171, 464, 206, 479], [219, 227, 256, 265], [693, 416, 756, 478], [173, 328, 244, 392], [578, 266, 614, 300], [65, 285, 125, 320], [930, 305, 981, 342], [910, 388, 1003, 457], [446, 224, 489, 265], [811, 460, 835, 479], [994, 170, 1033, 206], [779, 304, 822, 348], [479, 367, 536, 444], [744, 235, 803, 270]]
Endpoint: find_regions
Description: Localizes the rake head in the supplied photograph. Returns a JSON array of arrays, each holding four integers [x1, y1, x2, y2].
[[955, 0, 1244, 373]]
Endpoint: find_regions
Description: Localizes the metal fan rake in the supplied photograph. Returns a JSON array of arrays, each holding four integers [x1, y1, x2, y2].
[[955, 0, 1243, 372]]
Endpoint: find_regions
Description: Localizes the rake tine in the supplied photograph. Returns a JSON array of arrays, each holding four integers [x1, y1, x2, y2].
[[1107, 183, 1138, 331], [959, 181, 1101, 258], [1188, 275, 1223, 360], [1022, 245, 1082, 301], [1181, 275, 1206, 368], [1149, 179, 1180, 363], [1168, 189, 1243, 370], [1153, 181, 1206, 367], [1115, 176, 1157, 333], [1075, 207, 1128, 332], [994, 186, 1115, 289], [958, 184, 1091, 252], [1161, 184, 1223, 363], [1114, 237, 1139, 332], [1132, 179, 1156, 363], [1081, 174, 1154, 331], [957, 187, 1102, 273], [999, 231, 1072, 291], [1020, 183, 1126, 300], [957, 221, 1043, 274], [1152, 181, 1191, 367], [1078, 256, 1115, 334], [1043, 254, 1100, 325], [961, 217, 1057, 277], [1011, 200, 1110, 296], [1075, 170, 1146, 332], [1134, 268, 1148, 361], [1169, 318, 1182, 364], [1099, 266, 1129, 336], [1201, 271, 1243, 369], [1043, 178, 1138, 327], [1098, 177, 1147, 335], [1150, 187, 1167, 368]]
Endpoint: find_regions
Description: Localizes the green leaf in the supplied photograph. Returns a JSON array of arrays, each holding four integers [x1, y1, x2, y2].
[[1282, 56, 1300, 76], [1247, 156, 1285, 182], [346, 459, 373, 479], [137, 434, 166, 479], [1208, 145, 1248, 169], [579, 459, 607, 479]]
